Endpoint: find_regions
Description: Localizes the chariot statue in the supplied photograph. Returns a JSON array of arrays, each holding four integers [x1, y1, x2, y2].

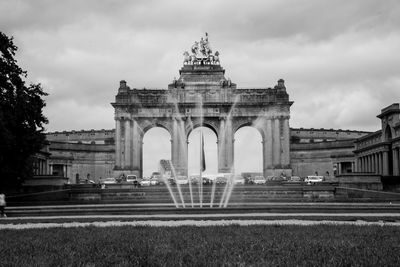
[[184, 33, 220, 65]]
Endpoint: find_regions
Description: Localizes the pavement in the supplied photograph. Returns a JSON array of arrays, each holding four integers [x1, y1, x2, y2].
[[1, 216, 400, 229]]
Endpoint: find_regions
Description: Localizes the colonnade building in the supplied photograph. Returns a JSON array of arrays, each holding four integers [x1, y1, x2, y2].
[[354, 104, 400, 176]]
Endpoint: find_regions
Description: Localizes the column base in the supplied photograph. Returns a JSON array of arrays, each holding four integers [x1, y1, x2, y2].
[[218, 167, 234, 174], [170, 167, 188, 177]]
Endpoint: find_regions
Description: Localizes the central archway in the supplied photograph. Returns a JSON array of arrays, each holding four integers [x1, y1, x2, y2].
[[188, 127, 218, 176]]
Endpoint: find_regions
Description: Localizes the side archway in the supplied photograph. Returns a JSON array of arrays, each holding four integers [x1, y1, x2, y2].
[[142, 127, 171, 178], [234, 126, 263, 177]]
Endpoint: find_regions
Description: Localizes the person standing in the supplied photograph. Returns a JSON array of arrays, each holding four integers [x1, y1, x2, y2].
[[0, 193, 6, 218]]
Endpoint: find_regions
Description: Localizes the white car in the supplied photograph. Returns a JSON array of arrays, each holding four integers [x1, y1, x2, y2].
[[140, 178, 151, 186], [289, 176, 302, 182], [175, 176, 189, 185], [304, 176, 324, 184], [253, 176, 266, 185], [150, 178, 158, 185], [101, 177, 116, 184], [233, 177, 245, 185], [127, 175, 142, 186]]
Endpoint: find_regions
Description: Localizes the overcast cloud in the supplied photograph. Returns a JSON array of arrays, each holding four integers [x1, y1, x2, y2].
[[2, 0, 400, 175]]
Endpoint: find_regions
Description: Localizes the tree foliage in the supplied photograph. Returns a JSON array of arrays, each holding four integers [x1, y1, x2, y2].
[[0, 31, 48, 187]]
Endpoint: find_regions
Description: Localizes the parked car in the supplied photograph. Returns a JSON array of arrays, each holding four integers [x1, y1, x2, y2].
[[150, 177, 159, 185], [202, 177, 213, 185], [79, 179, 96, 184], [215, 176, 227, 184], [176, 176, 189, 185], [151, 173, 164, 185], [270, 176, 288, 182], [126, 175, 141, 186], [253, 176, 266, 185], [140, 178, 151, 186], [233, 176, 245, 185], [304, 175, 324, 185], [101, 177, 116, 184], [289, 176, 302, 182], [266, 176, 276, 182], [189, 175, 199, 184], [126, 174, 137, 183], [244, 176, 254, 184], [168, 177, 176, 185]]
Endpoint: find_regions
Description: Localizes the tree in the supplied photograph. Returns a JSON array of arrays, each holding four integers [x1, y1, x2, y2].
[[0, 31, 48, 188]]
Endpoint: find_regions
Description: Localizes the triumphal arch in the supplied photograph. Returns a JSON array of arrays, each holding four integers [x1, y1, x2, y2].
[[112, 34, 293, 178]]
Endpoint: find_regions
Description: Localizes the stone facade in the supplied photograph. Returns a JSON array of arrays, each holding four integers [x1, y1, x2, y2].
[[112, 61, 293, 178], [290, 140, 356, 177], [47, 142, 114, 183], [354, 103, 400, 176]]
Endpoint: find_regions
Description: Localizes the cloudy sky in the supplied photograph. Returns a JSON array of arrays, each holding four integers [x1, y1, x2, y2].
[[2, 0, 400, 176]]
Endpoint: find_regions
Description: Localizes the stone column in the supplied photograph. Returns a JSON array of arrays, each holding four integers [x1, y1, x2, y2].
[[371, 154, 375, 173], [368, 155, 372, 173], [171, 118, 179, 172], [398, 148, 400, 175], [262, 118, 273, 177], [179, 120, 188, 176], [272, 118, 281, 167], [281, 118, 290, 167], [338, 162, 342, 175], [218, 117, 234, 173], [383, 151, 389, 175], [66, 165, 70, 180], [115, 118, 121, 168], [377, 153, 381, 175], [217, 118, 226, 173], [171, 118, 188, 176], [140, 140, 143, 178], [124, 119, 132, 169], [45, 160, 49, 175], [131, 119, 142, 176], [393, 148, 399, 176], [226, 118, 234, 173], [372, 154, 376, 173]]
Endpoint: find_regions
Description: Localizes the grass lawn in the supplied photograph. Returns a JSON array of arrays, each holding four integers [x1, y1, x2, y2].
[[1, 225, 400, 266]]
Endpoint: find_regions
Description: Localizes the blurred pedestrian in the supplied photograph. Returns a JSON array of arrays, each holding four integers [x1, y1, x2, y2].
[[0, 193, 6, 218]]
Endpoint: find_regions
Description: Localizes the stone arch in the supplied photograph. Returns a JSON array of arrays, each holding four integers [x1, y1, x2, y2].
[[233, 118, 265, 140], [139, 119, 173, 139], [385, 124, 393, 141], [186, 120, 219, 140]]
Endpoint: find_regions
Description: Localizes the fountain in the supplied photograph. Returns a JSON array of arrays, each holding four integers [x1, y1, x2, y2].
[[153, 34, 257, 209]]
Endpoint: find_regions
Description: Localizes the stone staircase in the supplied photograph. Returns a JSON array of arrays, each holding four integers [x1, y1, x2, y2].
[[68, 183, 338, 205]]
